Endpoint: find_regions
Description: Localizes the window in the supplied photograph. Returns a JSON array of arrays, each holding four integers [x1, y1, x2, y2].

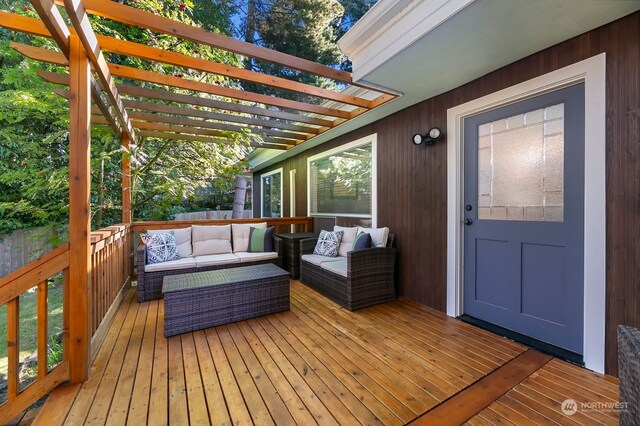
[[261, 168, 282, 218], [307, 135, 377, 224]]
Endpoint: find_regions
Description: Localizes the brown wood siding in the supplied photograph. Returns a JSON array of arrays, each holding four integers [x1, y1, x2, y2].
[[254, 12, 640, 375]]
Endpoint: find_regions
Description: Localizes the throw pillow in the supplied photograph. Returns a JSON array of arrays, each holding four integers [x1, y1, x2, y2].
[[313, 230, 344, 257], [352, 231, 372, 251], [356, 226, 390, 248], [141, 231, 179, 264], [248, 226, 275, 252]]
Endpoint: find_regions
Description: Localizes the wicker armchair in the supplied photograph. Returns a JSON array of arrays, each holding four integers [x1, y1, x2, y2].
[[136, 237, 283, 302], [299, 234, 396, 310], [618, 325, 640, 425]]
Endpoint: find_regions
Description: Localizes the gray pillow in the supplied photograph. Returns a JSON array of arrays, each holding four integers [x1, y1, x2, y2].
[[141, 231, 180, 264], [313, 230, 344, 257]]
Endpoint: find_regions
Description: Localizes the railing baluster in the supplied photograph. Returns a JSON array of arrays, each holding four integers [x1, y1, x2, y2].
[[63, 267, 70, 363], [37, 280, 48, 379], [7, 297, 19, 400]]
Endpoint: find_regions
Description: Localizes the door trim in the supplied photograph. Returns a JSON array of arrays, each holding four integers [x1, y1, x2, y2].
[[446, 53, 606, 372]]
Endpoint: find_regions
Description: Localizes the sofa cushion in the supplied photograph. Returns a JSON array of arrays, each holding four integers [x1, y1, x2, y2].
[[192, 224, 232, 256], [334, 226, 358, 257], [352, 231, 372, 251], [301, 254, 345, 267], [232, 222, 267, 253], [248, 226, 275, 252], [313, 230, 343, 257], [194, 253, 241, 268], [235, 251, 279, 263], [141, 231, 180, 264], [357, 227, 390, 248], [320, 259, 348, 278], [144, 256, 196, 272], [148, 227, 192, 258]]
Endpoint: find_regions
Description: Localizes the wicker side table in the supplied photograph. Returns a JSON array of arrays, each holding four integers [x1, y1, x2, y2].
[[162, 263, 290, 337], [275, 232, 317, 279]]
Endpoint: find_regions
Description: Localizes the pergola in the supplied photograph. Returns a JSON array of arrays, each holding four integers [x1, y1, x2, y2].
[[0, 0, 395, 419]]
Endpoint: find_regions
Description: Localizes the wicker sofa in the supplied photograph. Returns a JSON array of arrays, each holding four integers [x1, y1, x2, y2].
[[136, 223, 282, 302], [299, 229, 396, 311]]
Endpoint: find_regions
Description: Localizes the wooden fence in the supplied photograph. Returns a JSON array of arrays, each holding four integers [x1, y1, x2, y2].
[[173, 209, 252, 221], [0, 228, 55, 278]]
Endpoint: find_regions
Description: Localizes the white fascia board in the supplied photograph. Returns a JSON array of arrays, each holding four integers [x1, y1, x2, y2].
[[338, 0, 475, 81]]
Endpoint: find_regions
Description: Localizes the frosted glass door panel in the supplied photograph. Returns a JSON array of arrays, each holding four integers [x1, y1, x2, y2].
[[477, 104, 564, 222]]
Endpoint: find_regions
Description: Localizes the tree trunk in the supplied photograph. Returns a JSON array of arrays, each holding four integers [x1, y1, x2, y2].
[[244, 0, 256, 70], [232, 175, 247, 219]]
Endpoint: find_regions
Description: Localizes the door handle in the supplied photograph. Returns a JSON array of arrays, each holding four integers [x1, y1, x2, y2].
[[463, 218, 473, 225]]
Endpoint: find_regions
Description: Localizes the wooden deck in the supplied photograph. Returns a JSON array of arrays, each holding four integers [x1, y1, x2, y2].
[[32, 281, 619, 425]]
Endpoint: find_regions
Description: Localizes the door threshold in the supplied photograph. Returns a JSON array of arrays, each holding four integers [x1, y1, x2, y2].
[[459, 314, 584, 366]]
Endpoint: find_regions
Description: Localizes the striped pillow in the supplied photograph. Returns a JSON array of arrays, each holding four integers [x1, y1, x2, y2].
[[247, 226, 275, 252]]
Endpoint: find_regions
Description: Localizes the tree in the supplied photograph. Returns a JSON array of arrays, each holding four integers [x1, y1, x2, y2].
[[0, 0, 251, 233]]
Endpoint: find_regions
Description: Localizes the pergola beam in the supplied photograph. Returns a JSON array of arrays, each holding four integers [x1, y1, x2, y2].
[[61, 0, 136, 141], [30, 0, 70, 55], [136, 131, 289, 150]]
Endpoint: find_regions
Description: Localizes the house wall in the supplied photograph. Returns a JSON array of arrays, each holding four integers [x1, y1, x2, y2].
[[253, 11, 640, 376]]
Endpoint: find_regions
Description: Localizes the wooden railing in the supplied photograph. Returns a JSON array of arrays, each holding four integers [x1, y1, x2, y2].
[[0, 244, 71, 424], [89, 224, 133, 359], [131, 216, 314, 235], [0, 217, 309, 422], [0, 224, 133, 423]]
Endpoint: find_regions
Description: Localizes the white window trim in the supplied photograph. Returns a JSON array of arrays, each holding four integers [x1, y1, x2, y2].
[[307, 134, 378, 227], [260, 168, 283, 218], [446, 53, 606, 373]]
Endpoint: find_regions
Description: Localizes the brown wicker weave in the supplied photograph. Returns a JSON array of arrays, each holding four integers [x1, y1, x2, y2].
[[618, 325, 640, 426], [299, 234, 396, 311], [136, 236, 283, 302], [162, 263, 290, 337]]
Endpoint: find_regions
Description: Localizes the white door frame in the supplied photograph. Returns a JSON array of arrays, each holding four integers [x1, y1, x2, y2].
[[446, 53, 606, 373]]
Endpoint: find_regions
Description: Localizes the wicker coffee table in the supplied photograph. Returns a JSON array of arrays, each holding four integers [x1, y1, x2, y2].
[[162, 263, 290, 337]]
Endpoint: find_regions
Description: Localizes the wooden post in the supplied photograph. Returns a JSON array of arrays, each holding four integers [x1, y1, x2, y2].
[[68, 34, 91, 383], [121, 133, 132, 224]]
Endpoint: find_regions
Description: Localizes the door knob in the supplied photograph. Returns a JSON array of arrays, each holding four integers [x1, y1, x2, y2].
[[463, 218, 473, 225], [465, 204, 473, 211]]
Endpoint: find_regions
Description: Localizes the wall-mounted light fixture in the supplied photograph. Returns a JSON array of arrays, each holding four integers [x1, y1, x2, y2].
[[412, 127, 443, 145]]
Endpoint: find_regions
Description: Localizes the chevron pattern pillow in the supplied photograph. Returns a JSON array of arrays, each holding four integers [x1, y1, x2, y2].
[[141, 231, 180, 264], [313, 230, 344, 257]]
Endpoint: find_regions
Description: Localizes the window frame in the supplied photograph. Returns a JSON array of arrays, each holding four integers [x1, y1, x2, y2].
[[306, 134, 378, 226], [260, 167, 283, 218]]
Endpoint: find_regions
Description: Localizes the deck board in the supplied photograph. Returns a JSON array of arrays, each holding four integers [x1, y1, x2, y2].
[[36, 280, 619, 425]]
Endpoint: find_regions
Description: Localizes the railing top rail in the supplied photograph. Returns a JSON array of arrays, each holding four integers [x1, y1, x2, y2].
[[90, 224, 131, 245], [0, 243, 70, 290], [131, 216, 313, 232]]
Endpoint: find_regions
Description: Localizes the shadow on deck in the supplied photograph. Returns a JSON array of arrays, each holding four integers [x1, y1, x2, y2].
[[32, 281, 619, 425]]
